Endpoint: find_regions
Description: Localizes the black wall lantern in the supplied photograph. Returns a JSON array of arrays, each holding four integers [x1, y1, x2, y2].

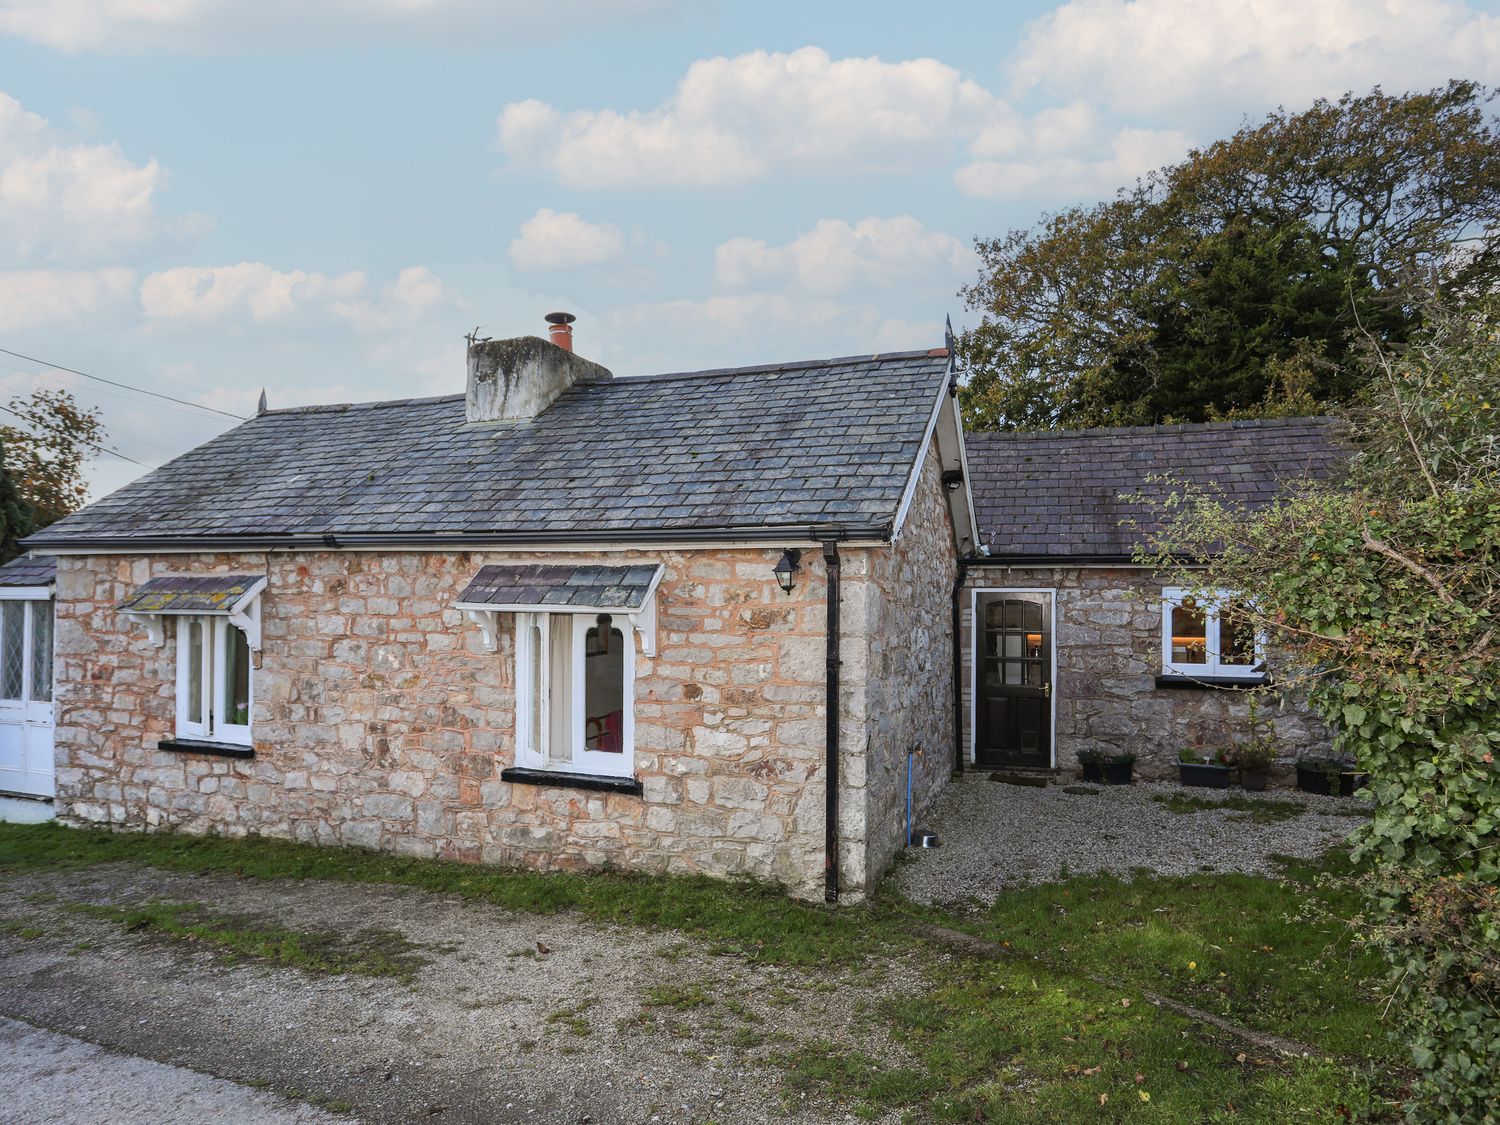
[[941, 468, 965, 493], [773, 548, 802, 594]]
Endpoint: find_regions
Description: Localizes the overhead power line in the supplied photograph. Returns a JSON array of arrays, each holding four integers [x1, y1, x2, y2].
[[16, 365, 236, 444], [0, 346, 248, 421], [0, 404, 154, 469]]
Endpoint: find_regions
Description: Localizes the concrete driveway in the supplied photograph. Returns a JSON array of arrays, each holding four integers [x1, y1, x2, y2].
[[0, 1016, 343, 1124]]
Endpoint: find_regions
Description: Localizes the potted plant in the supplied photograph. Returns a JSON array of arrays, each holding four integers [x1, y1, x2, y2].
[[1178, 746, 1232, 789], [1231, 737, 1276, 791], [1296, 752, 1368, 797], [1102, 751, 1136, 786], [1077, 748, 1106, 783]]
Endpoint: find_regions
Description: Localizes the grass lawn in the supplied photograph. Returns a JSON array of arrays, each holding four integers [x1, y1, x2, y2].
[[0, 822, 1406, 1122]]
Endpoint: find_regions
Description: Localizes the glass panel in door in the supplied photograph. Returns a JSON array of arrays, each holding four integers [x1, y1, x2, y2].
[[0, 602, 23, 701], [29, 601, 52, 703]]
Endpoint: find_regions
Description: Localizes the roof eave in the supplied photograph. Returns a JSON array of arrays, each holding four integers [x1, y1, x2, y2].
[[24, 522, 898, 554]]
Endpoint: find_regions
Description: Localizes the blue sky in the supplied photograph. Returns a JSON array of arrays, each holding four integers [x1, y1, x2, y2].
[[2, 0, 1497, 497]]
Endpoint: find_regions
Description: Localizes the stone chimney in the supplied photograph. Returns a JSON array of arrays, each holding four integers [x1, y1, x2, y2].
[[465, 314, 612, 423]]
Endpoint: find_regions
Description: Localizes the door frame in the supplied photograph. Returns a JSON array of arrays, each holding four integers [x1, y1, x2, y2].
[[0, 584, 55, 799], [968, 586, 1058, 768]]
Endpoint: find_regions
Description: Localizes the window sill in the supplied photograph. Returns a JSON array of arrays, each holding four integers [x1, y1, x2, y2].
[[158, 738, 255, 759], [1155, 674, 1269, 691], [501, 766, 642, 796]]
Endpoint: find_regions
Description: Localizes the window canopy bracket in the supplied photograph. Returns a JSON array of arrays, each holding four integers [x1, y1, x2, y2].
[[466, 608, 500, 653], [629, 592, 657, 657]]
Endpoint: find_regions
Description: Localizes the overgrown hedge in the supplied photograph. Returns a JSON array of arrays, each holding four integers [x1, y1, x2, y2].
[[1142, 299, 1500, 1122]]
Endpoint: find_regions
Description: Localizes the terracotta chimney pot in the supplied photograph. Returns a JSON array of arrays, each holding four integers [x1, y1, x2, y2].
[[544, 311, 576, 352]]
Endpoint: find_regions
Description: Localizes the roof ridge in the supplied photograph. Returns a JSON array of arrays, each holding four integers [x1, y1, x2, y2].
[[261, 393, 463, 416], [618, 348, 947, 384], [256, 349, 949, 413], [967, 416, 1338, 441]]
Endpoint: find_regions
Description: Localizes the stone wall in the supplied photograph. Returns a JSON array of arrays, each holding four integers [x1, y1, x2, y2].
[[959, 566, 1330, 781], [858, 443, 957, 884], [54, 547, 842, 898]]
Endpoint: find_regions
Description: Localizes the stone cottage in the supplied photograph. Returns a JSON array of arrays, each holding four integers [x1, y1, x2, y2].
[[957, 418, 1344, 781], [27, 319, 976, 902]]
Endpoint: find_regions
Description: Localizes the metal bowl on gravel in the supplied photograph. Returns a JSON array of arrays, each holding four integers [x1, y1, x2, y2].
[[911, 830, 941, 848]]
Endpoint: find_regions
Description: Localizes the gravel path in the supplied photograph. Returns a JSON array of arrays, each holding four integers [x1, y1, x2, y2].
[[0, 864, 923, 1125], [0, 1015, 344, 1124], [891, 777, 1369, 906]]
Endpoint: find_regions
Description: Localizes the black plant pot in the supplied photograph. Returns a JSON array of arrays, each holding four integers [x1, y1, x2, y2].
[[1179, 762, 1231, 789], [1080, 761, 1105, 783], [1240, 769, 1269, 792], [1297, 766, 1368, 796], [1296, 765, 1332, 795], [1102, 761, 1135, 786]]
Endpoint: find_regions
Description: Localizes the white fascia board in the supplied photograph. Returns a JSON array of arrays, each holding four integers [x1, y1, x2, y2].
[[890, 384, 948, 543], [940, 392, 980, 553], [0, 586, 54, 600]]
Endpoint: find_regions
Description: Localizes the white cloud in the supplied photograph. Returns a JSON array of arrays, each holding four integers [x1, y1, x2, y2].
[[956, 124, 1192, 200], [1012, 0, 1500, 117], [498, 47, 1001, 188], [0, 0, 683, 53], [598, 293, 898, 375], [139, 262, 366, 322], [333, 266, 469, 334], [508, 209, 626, 271], [0, 92, 169, 263], [715, 216, 974, 295], [0, 267, 136, 331], [873, 317, 946, 354]]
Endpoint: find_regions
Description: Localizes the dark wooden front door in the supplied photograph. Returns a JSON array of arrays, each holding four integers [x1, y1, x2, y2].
[[975, 593, 1053, 768]]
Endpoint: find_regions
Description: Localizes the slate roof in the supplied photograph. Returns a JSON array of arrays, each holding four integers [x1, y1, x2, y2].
[[28, 350, 951, 549], [117, 574, 264, 614], [967, 417, 1346, 560], [456, 564, 661, 611], [0, 555, 56, 587]]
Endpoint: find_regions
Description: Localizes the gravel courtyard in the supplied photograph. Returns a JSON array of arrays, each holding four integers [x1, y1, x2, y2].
[[890, 775, 1370, 906]]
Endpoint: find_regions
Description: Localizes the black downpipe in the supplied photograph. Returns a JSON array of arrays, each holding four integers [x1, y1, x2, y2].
[[822, 539, 841, 904], [951, 564, 966, 776]]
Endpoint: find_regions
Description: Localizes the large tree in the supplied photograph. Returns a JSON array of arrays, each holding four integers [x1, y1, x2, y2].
[[0, 388, 104, 534], [959, 81, 1500, 431]]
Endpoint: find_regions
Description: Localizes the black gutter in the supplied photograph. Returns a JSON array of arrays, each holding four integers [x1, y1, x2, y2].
[[23, 524, 891, 553], [822, 539, 841, 905]]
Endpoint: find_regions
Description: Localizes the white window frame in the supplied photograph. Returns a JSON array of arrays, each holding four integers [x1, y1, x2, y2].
[[0, 590, 54, 711], [514, 610, 634, 778], [1161, 586, 1265, 679], [175, 614, 254, 746]]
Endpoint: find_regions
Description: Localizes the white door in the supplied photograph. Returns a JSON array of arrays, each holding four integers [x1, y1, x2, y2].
[[0, 596, 55, 799]]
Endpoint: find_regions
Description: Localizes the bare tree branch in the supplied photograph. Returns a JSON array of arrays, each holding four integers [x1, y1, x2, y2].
[[1361, 526, 1456, 605]]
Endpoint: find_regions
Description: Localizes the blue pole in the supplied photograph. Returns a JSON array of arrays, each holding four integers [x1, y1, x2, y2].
[[906, 751, 913, 846]]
